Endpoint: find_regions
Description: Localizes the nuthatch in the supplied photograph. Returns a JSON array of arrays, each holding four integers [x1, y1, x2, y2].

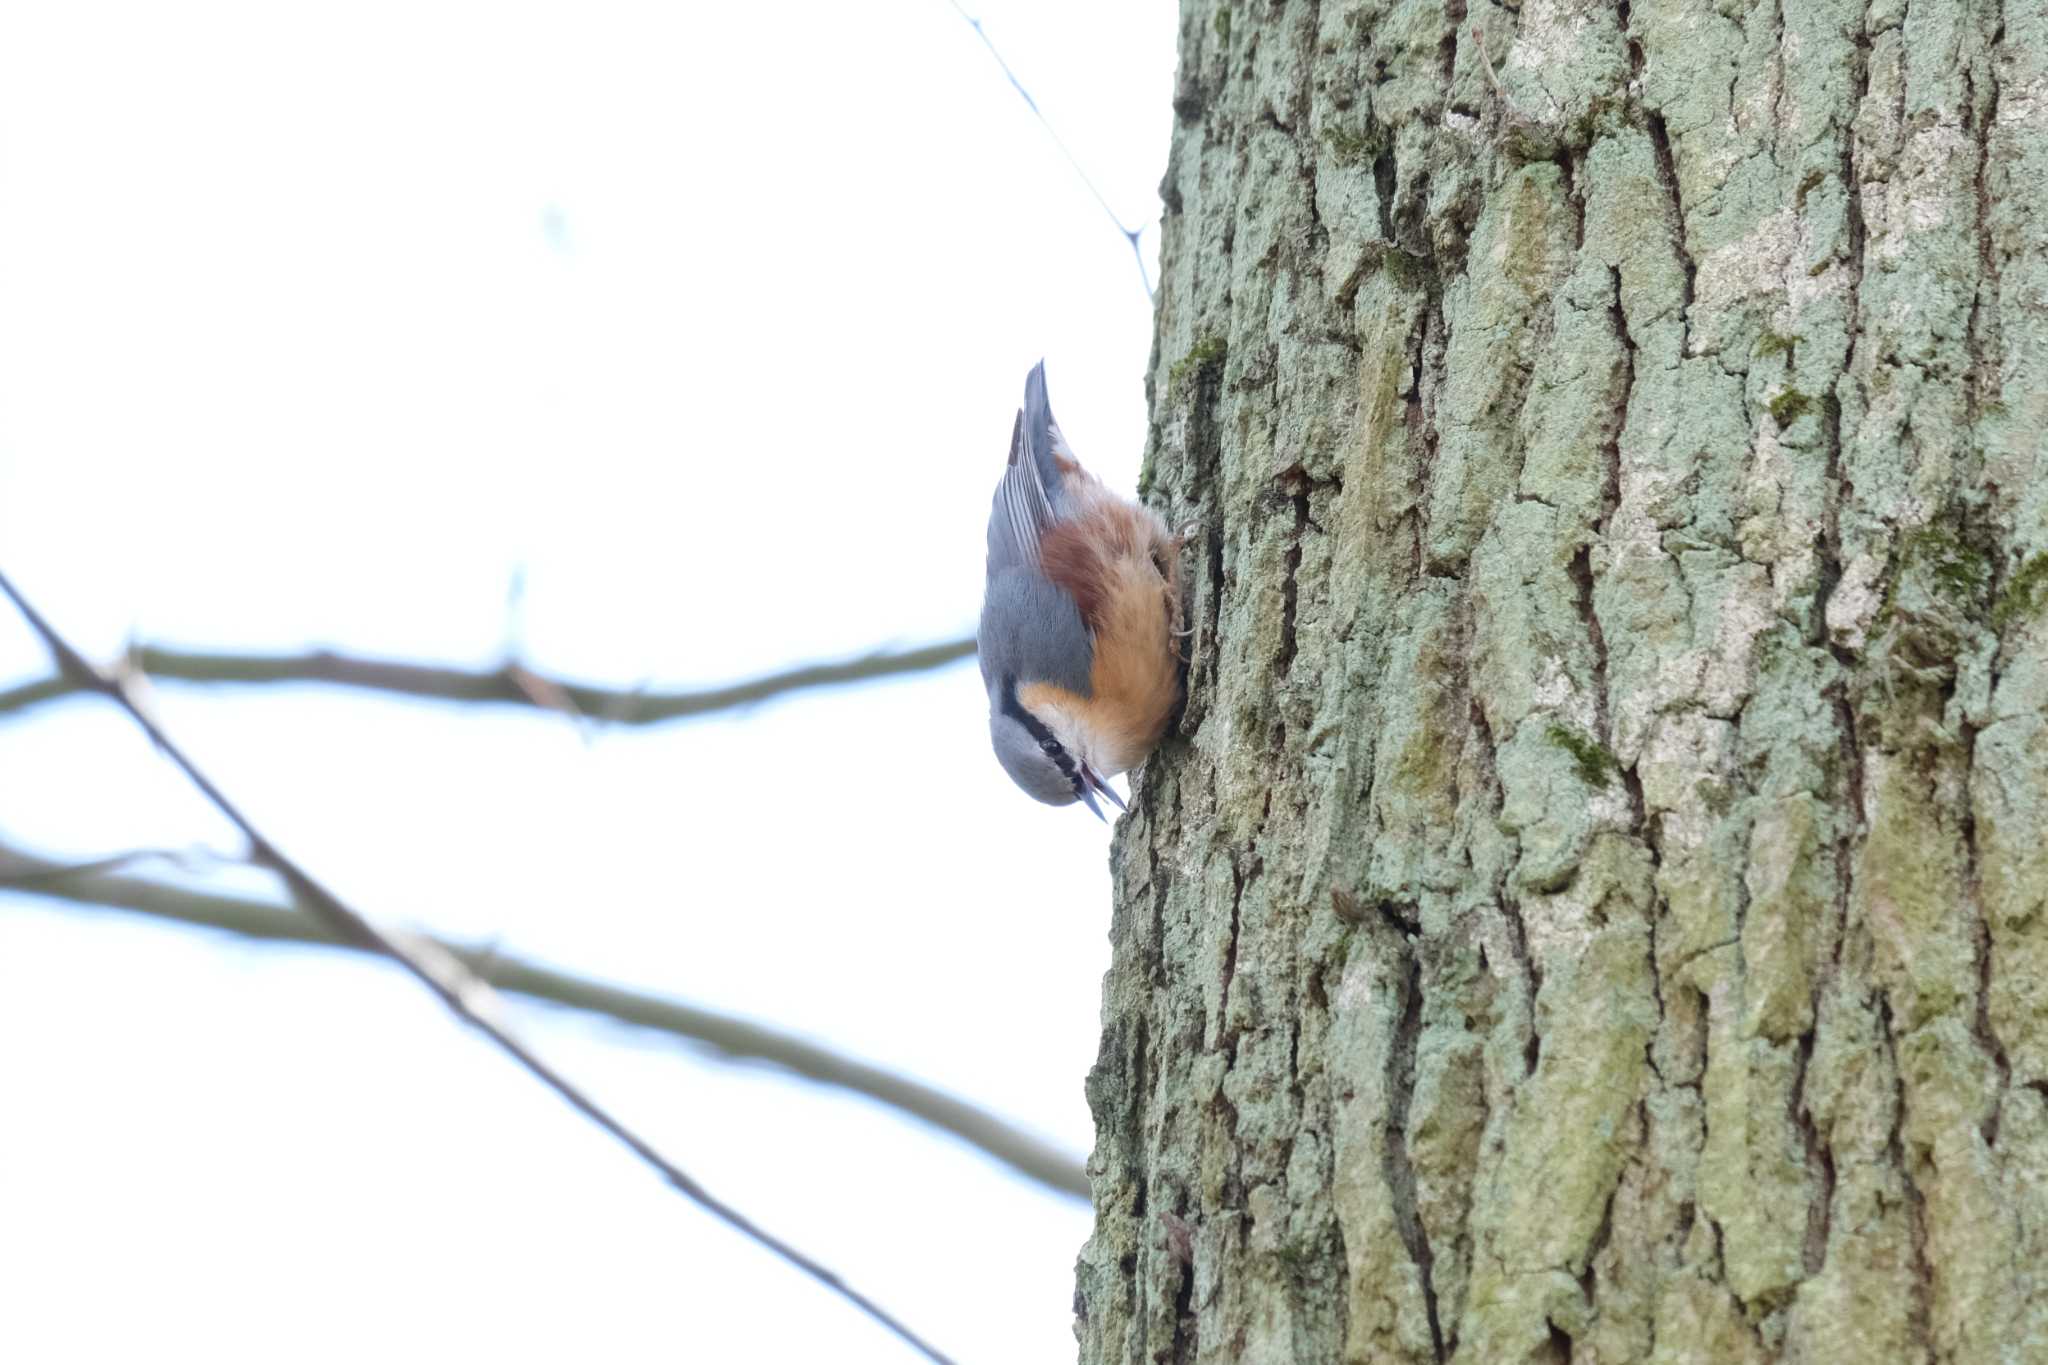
[[978, 362, 1182, 819]]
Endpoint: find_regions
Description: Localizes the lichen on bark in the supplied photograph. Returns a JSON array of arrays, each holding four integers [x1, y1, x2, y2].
[[1076, 2, 2048, 1362]]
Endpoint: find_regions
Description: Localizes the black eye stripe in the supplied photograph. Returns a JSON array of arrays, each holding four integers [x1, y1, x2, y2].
[[1004, 675, 1084, 790]]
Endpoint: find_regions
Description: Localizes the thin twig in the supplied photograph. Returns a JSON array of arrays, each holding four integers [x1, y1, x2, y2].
[[947, 0, 1155, 300], [0, 637, 977, 724], [0, 845, 234, 886], [0, 570, 960, 1365], [0, 839, 1089, 1202]]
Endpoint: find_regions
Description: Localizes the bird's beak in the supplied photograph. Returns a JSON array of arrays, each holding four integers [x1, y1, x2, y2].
[[1077, 786, 1108, 822], [1082, 765, 1127, 813]]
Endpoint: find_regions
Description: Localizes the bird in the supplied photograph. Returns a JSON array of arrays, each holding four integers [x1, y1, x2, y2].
[[978, 361, 1183, 819]]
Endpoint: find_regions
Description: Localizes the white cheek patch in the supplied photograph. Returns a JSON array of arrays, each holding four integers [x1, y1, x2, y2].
[[1016, 685, 1112, 777]]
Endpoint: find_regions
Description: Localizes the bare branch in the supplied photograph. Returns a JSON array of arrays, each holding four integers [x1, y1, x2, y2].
[[0, 571, 961, 1365], [0, 637, 977, 724], [0, 839, 1089, 1202], [947, 0, 1154, 299]]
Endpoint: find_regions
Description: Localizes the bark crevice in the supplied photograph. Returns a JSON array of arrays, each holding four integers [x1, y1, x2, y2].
[[1383, 938, 1446, 1363]]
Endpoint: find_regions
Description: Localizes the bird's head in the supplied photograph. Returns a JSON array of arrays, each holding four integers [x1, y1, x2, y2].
[[989, 678, 1125, 821]]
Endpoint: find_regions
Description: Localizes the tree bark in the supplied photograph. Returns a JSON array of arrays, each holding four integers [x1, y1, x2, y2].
[[1077, 2, 2048, 1362]]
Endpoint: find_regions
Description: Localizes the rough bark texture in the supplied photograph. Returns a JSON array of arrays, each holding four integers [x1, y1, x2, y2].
[[1076, 2, 2048, 1361]]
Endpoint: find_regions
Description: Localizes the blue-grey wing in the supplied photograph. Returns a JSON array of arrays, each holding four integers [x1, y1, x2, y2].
[[986, 360, 1068, 574], [978, 567, 1094, 697]]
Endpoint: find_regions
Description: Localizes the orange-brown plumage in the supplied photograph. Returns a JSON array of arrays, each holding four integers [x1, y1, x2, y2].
[[1020, 485, 1182, 778], [1037, 475, 1181, 637]]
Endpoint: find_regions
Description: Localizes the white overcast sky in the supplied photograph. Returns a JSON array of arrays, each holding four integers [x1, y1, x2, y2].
[[0, 4, 1175, 1361]]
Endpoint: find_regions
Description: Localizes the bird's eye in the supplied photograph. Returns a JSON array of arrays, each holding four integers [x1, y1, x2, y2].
[[1040, 738, 1059, 754]]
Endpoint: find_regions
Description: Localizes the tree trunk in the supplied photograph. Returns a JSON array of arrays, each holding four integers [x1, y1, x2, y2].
[[1076, 2, 2048, 1361]]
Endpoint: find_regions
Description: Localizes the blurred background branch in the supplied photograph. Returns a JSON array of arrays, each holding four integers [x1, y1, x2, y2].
[[0, 836, 1088, 1201], [0, 570, 959, 1365], [0, 636, 978, 725]]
